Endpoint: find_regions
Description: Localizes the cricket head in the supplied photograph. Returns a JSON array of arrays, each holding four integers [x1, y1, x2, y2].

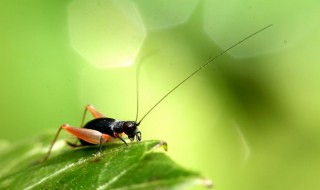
[[123, 121, 141, 142]]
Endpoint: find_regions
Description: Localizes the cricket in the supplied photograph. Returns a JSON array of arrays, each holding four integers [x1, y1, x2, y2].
[[40, 24, 273, 162]]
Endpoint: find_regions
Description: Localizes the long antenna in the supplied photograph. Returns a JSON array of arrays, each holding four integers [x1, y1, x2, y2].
[[135, 51, 157, 122], [135, 58, 141, 122], [137, 24, 273, 124]]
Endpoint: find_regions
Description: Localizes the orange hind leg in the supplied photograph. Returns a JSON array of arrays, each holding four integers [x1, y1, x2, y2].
[[70, 104, 106, 147], [40, 124, 112, 162], [80, 104, 105, 128]]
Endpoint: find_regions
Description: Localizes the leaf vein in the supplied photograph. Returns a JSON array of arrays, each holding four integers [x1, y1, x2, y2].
[[23, 158, 88, 190]]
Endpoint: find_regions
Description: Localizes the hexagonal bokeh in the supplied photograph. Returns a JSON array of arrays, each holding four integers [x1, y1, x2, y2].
[[133, 0, 199, 30], [203, 0, 319, 58], [68, 0, 146, 68]]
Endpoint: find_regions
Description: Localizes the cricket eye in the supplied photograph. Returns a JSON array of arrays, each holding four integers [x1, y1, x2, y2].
[[123, 121, 137, 134], [124, 122, 134, 129]]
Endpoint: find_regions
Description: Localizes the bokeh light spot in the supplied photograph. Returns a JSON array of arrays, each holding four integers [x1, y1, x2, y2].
[[203, 0, 320, 58], [133, 0, 199, 30], [68, 0, 146, 68]]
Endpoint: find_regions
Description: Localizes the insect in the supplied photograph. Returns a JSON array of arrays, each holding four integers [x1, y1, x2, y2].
[[41, 24, 273, 162]]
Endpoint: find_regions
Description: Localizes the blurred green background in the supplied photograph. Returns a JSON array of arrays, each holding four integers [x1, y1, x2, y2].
[[1, 0, 320, 189]]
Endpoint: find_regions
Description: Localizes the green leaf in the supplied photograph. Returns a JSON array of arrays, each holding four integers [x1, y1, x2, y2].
[[0, 136, 211, 190]]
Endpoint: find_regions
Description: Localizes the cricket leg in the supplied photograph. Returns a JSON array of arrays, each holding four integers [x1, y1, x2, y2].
[[80, 104, 105, 128], [114, 132, 128, 146], [62, 125, 112, 145], [69, 104, 106, 147], [40, 124, 113, 162], [66, 141, 84, 148], [40, 124, 67, 163]]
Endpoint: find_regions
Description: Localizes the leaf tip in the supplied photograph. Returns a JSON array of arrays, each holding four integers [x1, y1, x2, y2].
[[195, 177, 214, 188], [203, 178, 214, 188], [152, 140, 168, 151]]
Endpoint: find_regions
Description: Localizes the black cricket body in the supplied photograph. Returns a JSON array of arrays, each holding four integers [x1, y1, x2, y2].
[[81, 118, 141, 146], [41, 24, 272, 162]]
